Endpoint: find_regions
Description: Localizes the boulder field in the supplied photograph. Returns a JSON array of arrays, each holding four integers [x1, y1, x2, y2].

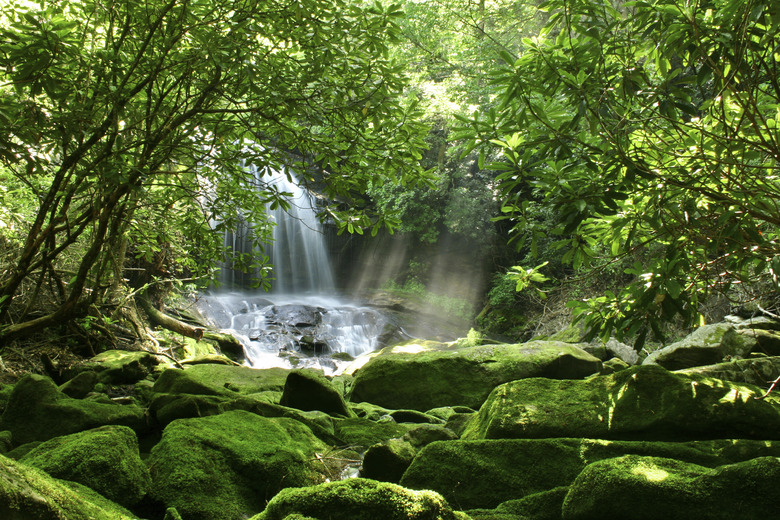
[[1, 316, 780, 519]]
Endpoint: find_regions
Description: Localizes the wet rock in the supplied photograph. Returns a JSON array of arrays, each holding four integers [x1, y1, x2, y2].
[[251, 478, 466, 520], [642, 323, 756, 370], [0, 374, 147, 446], [349, 340, 602, 411], [20, 425, 151, 508], [562, 455, 780, 520], [266, 304, 324, 328], [147, 410, 328, 520]]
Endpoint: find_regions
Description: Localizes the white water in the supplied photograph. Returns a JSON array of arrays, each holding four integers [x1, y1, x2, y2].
[[204, 164, 398, 372], [198, 293, 393, 374]]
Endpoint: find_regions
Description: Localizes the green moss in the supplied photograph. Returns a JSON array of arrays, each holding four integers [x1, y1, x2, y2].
[[280, 369, 353, 417], [561, 455, 780, 520], [253, 478, 464, 520], [20, 425, 150, 508], [463, 365, 780, 441], [400, 438, 780, 510], [494, 487, 568, 520], [152, 365, 289, 396], [0, 453, 137, 519], [334, 417, 416, 451], [147, 410, 328, 520], [349, 342, 601, 411], [361, 439, 417, 482], [0, 374, 147, 446]]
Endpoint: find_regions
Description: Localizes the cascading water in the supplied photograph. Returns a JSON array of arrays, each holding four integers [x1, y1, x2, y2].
[[200, 164, 402, 373]]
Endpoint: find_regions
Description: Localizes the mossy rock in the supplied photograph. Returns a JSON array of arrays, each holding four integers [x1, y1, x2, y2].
[[463, 365, 780, 441], [251, 478, 467, 520], [147, 410, 328, 520], [361, 438, 417, 482], [280, 369, 353, 417], [0, 374, 148, 446], [642, 323, 756, 370], [466, 487, 568, 520], [152, 364, 289, 396], [334, 417, 417, 451], [349, 341, 602, 411], [400, 437, 780, 509], [19, 425, 151, 508], [64, 350, 158, 385], [59, 370, 98, 398], [0, 453, 137, 519], [561, 455, 780, 520], [676, 356, 780, 386]]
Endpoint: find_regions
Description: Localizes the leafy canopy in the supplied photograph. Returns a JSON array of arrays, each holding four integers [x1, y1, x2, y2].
[[460, 0, 780, 347], [0, 0, 429, 340]]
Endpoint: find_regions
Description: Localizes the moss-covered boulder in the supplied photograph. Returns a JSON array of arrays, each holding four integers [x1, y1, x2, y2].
[[675, 356, 780, 386], [361, 438, 418, 482], [152, 364, 289, 396], [147, 410, 328, 520], [251, 478, 468, 520], [561, 455, 780, 520], [0, 453, 137, 520], [19, 425, 150, 508], [642, 323, 756, 370], [334, 417, 417, 451], [467, 487, 568, 520], [87, 350, 159, 384], [349, 341, 602, 411], [280, 369, 352, 417], [400, 437, 780, 509], [0, 374, 148, 446], [463, 365, 780, 441]]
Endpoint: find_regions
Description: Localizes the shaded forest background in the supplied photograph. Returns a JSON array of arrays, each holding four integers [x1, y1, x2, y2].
[[1, 0, 779, 361]]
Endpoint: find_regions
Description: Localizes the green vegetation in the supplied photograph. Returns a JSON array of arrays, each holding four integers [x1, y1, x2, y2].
[[0, 0, 778, 354]]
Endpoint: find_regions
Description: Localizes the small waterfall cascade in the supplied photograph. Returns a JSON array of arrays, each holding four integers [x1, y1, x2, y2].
[[219, 165, 335, 293], [203, 164, 403, 373]]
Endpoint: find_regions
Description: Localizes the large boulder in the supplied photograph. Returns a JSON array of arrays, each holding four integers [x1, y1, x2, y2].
[[0, 453, 137, 520], [462, 365, 780, 441], [19, 425, 151, 508], [280, 369, 352, 417], [561, 455, 780, 520], [152, 364, 289, 396], [642, 323, 756, 369], [251, 478, 468, 520], [399, 437, 780, 509], [147, 410, 328, 520], [676, 356, 780, 386], [349, 340, 602, 411], [0, 374, 148, 446], [67, 350, 158, 385]]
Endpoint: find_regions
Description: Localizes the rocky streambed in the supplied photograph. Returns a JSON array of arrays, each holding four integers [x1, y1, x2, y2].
[[2, 315, 780, 519]]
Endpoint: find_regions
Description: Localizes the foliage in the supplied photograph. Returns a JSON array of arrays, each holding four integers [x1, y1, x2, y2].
[[460, 0, 780, 347], [0, 0, 429, 341]]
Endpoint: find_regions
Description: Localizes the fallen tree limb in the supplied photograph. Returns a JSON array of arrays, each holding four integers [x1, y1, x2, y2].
[[138, 295, 244, 362]]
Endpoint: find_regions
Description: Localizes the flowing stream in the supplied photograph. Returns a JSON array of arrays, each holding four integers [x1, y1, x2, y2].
[[200, 167, 402, 373]]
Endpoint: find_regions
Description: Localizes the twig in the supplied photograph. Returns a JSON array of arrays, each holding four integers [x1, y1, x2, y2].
[[757, 304, 780, 320], [755, 373, 780, 400]]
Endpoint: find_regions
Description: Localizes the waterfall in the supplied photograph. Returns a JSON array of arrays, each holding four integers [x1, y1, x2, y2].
[[202, 163, 404, 373], [219, 165, 335, 293]]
